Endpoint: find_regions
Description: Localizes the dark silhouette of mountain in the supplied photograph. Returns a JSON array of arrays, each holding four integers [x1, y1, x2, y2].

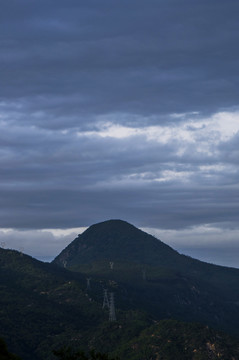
[[53, 219, 181, 267], [0, 248, 114, 360], [53, 219, 239, 336], [1, 220, 239, 360]]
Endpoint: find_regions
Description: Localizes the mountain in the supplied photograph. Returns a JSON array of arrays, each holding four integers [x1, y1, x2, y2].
[[53, 219, 181, 267], [55, 319, 239, 360], [0, 247, 152, 360], [53, 219, 239, 336], [0, 248, 108, 360], [114, 319, 239, 360], [1, 220, 239, 359]]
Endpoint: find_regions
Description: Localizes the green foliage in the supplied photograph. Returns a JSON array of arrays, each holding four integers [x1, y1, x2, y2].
[[1, 220, 239, 360], [0, 338, 21, 360], [53, 348, 118, 360], [52, 220, 239, 336], [114, 320, 239, 360]]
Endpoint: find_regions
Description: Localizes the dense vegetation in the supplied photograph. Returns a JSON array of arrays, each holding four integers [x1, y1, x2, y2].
[[0, 248, 150, 360], [1, 220, 239, 359], [115, 320, 239, 360], [0, 338, 21, 360], [53, 220, 239, 336], [53, 348, 118, 360]]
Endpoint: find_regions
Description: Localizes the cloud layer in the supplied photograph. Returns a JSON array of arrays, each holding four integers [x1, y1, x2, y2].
[[1, 0, 239, 127], [0, 111, 238, 230], [0, 1, 239, 266]]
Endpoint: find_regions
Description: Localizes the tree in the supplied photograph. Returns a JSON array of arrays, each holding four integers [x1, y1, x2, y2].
[[53, 348, 119, 360], [0, 338, 21, 360]]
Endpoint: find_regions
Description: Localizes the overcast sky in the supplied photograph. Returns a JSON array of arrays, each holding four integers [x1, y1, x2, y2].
[[0, 0, 239, 267]]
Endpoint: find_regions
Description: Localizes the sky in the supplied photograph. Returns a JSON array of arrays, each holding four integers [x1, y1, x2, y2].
[[0, 0, 239, 267]]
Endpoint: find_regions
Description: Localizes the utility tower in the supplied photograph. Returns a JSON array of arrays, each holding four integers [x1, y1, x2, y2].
[[109, 261, 114, 270], [109, 292, 116, 321], [63, 260, 67, 268], [86, 278, 91, 291], [102, 289, 110, 309]]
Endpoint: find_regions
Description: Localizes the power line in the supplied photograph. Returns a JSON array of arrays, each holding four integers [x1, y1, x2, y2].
[[109, 292, 116, 321], [86, 278, 91, 291], [102, 289, 110, 309]]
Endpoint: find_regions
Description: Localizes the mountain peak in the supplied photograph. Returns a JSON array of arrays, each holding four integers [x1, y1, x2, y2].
[[83, 219, 140, 237], [53, 219, 179, 268]]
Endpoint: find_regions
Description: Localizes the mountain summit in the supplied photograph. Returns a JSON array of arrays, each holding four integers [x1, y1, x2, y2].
[[1, 219, 239, 360], [53, 219, 180, 268], [52, 220, 239, 337]]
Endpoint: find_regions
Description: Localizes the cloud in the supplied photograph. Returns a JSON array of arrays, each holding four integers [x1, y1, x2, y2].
[[1, 0, 239, 129], [144, 225, 239, 268], [0, 109, 238, 231], [1, 1, 239, 266], [0, 227, 86, 260], [1, 224, 239, 269]]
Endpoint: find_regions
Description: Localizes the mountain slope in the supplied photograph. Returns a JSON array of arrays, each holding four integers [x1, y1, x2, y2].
[[0, 338, 21, 360], [52, 220, 239, 336], [0, 248, 153, 360], [1, 220, 239, 359], [114, 319, 239, 360], [53, 220, 239, 287], [53, 219, 181, 267], [0, 248, 109, 360]]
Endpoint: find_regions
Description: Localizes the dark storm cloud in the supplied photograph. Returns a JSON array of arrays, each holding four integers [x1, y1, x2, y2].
[[0, 183, 238, 230], [1, 0, 239, 267], [1, 0, 239, 128], [0, 119, 238, 230]]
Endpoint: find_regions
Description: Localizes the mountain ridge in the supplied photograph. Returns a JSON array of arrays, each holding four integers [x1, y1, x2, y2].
[[52, 219, 239, 337], [1, 219, 239, 359], [53, 219, 184, 268], [53, 219, 239, 280]]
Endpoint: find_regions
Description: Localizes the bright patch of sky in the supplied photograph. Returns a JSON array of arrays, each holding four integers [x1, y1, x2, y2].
[[1, 224, 239, 268], [74, 110, 239, 185], [0, 228, 85, 260], [80, 110, 239, 144], [144, 226, 239, 268]]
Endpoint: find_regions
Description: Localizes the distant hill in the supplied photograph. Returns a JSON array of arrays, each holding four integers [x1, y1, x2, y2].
[[0, 248, 107, 360], [0, 248, 151, 360], [53, 219, 181, 267], [53, 219, 239, 336], [1, 220, 239, 360]]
